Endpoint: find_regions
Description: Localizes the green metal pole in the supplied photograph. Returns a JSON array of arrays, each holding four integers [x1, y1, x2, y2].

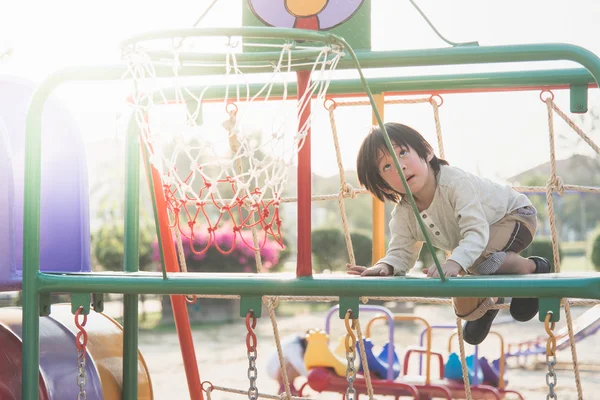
[[169, 68, 597, 101], [21, 66, 128, 400], [35, 272, 600, 300], [122, 115, 141, 399], [21, 78, 63, 400]]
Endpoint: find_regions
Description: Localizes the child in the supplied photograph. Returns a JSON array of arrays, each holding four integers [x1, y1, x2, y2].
[[347, 122, 551, 345], [266, 333, 308, 395]]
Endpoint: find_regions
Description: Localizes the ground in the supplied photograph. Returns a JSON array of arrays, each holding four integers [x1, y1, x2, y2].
[[133, 301, 600, 400]]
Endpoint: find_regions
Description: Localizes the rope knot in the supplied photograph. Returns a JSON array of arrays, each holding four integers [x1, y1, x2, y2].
[[341, 183, 357, 199], [263, 296, 279, 309], [547, 176, 565, 196]]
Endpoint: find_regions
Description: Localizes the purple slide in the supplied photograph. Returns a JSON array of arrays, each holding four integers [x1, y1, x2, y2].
[[0, 75, 91, 290]]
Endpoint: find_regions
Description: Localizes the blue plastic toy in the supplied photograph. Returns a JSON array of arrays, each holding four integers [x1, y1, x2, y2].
[[444, 353, 483, 384], [358, 338, 401, 380]]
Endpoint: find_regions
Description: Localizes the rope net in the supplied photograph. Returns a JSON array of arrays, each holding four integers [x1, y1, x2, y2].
[[124, 34, 344, 255]]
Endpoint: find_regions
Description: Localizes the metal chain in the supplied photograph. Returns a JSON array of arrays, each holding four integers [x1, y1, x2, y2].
[[74, 307, 89, 400], [344, 310, 358, 400], [545, 312, 558, 399], [246, 311, 259, 400]]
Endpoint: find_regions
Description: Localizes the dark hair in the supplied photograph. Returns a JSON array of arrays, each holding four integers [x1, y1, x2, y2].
[[356, 122, 449, 203]]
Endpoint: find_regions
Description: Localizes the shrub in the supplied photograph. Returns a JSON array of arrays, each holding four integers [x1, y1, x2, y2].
[[311, 229, 373, 272], [350, 232, 372, 267], [152, 225, 287, 273], [591, 232, 600, 271], [311, 229, 346, 272], [93, 221, 155, 271], [521, 238, 563, 272]]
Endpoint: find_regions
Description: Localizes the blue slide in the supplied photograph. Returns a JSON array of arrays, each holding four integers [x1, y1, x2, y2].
[[358, 338, 401, 380]]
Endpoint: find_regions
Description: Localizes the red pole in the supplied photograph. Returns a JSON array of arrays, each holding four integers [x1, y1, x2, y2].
[[296, 70, 313, 277], [148, 163, 204, 400]]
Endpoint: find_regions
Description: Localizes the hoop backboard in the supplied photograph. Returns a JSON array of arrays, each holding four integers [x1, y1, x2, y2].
[[242, 0, 371, 51]]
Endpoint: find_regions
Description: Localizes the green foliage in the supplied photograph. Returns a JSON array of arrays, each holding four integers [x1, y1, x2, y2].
[[521, 238, 563, 271], [311, 229, 346, 272], [93, 221, 156, 272], [590, 229, 600, 271], [350, 232, 372, 267], [311, 229, 372, 272]]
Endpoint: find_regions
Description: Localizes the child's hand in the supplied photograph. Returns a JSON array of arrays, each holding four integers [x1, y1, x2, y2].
[[424, 260, 462, 278], [347, 263, 394, 276]]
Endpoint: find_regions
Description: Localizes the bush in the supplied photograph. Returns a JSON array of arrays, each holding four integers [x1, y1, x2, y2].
[[311, 229, 346, 272], [311, 229, 373, 272], [591, 232, 600, 271], [152, 225, 288, 273], [350, 232, 372, 267], [521, 238, 563, 271], [93, 221, 155, 271]]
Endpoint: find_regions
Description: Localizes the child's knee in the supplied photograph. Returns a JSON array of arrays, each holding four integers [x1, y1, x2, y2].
[[453, 297, 495, 321]]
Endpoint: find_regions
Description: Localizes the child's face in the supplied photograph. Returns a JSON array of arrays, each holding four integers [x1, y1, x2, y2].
[[376, 143, 433, 196]]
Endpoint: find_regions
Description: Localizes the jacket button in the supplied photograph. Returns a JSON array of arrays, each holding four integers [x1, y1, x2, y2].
[[435, 231, 440, 236], [429, 224, 434, 228], [422, 214, 427, 218]]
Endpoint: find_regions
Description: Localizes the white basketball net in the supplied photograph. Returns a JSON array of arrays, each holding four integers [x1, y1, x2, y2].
[[123, 35, 344, 254]]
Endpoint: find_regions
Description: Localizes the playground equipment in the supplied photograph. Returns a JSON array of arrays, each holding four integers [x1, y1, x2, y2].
[[9, 1, 600, 399], [304, 329, 348, 376], [302, 304, 520, 399], [0, 75, 91, 290], [0, 75, 153, 398], [0, 304, 153, 399], [506, 304, 600, 366]]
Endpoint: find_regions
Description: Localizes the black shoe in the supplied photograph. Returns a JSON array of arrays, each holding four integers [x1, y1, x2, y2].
[[463, 298, 504, 345], [509, 256, 551, 322]]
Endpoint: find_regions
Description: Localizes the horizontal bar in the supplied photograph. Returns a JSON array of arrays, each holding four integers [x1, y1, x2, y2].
[[37, 272, 600, 300], [171, 68, 597, 101]]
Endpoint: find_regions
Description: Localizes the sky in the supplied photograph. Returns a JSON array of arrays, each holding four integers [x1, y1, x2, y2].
[[1, 0, 600, 182]]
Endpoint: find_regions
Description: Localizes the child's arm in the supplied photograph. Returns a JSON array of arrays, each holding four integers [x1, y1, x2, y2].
[[446, 177, 490, 271], [347, 210, 422, 276]]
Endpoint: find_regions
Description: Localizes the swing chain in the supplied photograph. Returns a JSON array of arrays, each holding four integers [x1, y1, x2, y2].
[[75, 307, 89, 400], [344, 310, 358, 400], [545, 312, 558, 400], [246, 311, 259, 400]]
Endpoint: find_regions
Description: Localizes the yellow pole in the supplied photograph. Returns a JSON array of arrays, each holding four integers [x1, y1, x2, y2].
[[371, 94, 386, 264]]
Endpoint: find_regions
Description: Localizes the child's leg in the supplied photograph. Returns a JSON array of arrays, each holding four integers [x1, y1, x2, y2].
[[494, 252, 536, 274], [477, 206, 551, 322], [457, 206, 541, 344]]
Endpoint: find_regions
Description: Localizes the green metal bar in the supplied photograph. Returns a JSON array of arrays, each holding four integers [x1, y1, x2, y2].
[[342, 44, 600, 82], [22, 78, 57, 400], [35, 272, 600, 299], [170, 68, 597, 101], [122, 112, 141, 399]]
